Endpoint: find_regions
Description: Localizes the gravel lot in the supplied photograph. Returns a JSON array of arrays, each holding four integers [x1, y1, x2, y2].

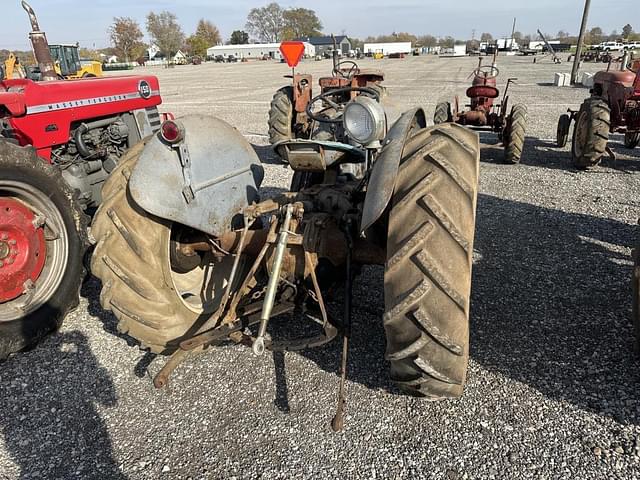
[[2, 54, 640, 479]]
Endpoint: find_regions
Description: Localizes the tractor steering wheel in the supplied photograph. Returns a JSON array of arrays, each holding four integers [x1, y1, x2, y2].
[[335, 60, 359, 79], [473, 65, 500, 79], [305, 86, 380, 124]]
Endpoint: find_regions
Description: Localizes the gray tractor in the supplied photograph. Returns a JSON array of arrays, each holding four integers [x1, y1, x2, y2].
[[90, 54, 480, 429]]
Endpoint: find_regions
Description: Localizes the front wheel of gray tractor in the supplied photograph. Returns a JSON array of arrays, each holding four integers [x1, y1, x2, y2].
[[268, 86, 295, 162], [383, 123, 479, 398], [504, 104, 527, 164], [90, 142, 227, 354], [571, 98, 611, 169]]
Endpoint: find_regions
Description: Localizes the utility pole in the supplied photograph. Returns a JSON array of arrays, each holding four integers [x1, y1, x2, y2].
[[571, 0, 591, 85]]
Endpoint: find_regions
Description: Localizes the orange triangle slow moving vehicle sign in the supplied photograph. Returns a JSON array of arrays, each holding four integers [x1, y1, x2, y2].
[[280, 41, 305, 68]]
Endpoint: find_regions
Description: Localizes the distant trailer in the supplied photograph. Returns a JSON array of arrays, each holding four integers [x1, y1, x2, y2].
[[544, 43, 572, 53], [440, 45, 467, 57], [363, 42, 412, 56]]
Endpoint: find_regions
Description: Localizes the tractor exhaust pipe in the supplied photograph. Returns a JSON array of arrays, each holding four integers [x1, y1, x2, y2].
[[21, 1, 57, 81]]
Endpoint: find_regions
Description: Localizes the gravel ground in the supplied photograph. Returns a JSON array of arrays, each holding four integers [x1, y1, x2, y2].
[[2, 54, 640, 479]]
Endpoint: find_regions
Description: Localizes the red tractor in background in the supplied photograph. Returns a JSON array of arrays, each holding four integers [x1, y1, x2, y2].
[[268, 40, 386, 171], [557, 55, 640, 168], [434, 54, 528, 164], [0, 1, 166, 358]]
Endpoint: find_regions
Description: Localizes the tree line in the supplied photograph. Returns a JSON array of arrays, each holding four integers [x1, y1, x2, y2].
[[5, 3, 637, 65], [107, 2, 639, 63], [109, 13, 220, 61], [107, 3, 324, 62]]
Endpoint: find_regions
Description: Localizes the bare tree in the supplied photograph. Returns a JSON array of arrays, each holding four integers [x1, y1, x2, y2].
[[480, 32, 493, 42], [417, 35, 437, 48], [195, 19, 221, 46], [439, 36, 455, 48], [146, 11, 185, 59], [186, 19, 221, 57], [245, 3, 285, 42], [109, 17, 144, 62]]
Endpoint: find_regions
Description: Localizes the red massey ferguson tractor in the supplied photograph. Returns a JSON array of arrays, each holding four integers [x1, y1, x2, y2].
[[434, 55, 528, 164], [557, 57, 640, 168], [0, 1, 166, 358]]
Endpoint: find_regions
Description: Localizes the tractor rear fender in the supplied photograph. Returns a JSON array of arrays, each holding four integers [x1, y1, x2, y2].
[[128, 115, 264, 237], [360, 107, 426, 233]]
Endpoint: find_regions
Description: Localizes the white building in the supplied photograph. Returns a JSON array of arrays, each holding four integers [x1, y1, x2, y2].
[[173, 50, 188, 64], [147, 44, 162, 60], [363, 42, 412, 56], [207, 42, 315, 61]]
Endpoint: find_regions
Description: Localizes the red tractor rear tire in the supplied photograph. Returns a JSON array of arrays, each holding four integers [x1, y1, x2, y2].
[[268, 86, 295, 162], [0, 142, 87, 359], [571, 98, 611, 169]]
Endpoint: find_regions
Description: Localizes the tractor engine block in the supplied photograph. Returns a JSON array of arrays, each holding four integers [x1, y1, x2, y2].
[[53, 113, 139, 209]]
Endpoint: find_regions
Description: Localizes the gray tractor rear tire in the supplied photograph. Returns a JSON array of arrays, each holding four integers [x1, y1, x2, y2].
[[625, 132, 640, 149], [384, 123, 479, 399], [268, 86, 295, 162], [90, 142, 209, 354], [434, 102, 452, 125], [504, 104, 527, 164], [571, 98, 610, 169]]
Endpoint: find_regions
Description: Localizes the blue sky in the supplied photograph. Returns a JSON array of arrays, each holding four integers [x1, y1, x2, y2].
[[0, 0, 635, 50]]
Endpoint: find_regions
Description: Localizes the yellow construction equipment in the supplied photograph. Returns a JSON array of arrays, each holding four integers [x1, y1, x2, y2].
[[49, 44, 102, 78], [2, 45, 102, 80], [373, 51, 384, 60], [2, 53, 27, 79]]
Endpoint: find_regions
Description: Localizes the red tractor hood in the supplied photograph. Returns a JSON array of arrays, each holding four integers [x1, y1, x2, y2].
[[1, 75, 161, 117], [593, 70, 636, 88], [0, 75, 162, 160], [0, 91, 27, 116]]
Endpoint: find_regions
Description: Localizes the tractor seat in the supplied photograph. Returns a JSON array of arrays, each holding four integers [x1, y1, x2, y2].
[[466, 85, 499, 99]]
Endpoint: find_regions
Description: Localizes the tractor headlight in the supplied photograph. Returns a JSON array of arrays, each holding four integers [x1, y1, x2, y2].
[[343, 96, 386, 146]]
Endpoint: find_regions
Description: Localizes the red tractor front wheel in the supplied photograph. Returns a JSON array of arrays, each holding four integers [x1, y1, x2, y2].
[[625, 132, 640, 149], [0, 142, 86, 359], [571, 98, 610, 169]]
